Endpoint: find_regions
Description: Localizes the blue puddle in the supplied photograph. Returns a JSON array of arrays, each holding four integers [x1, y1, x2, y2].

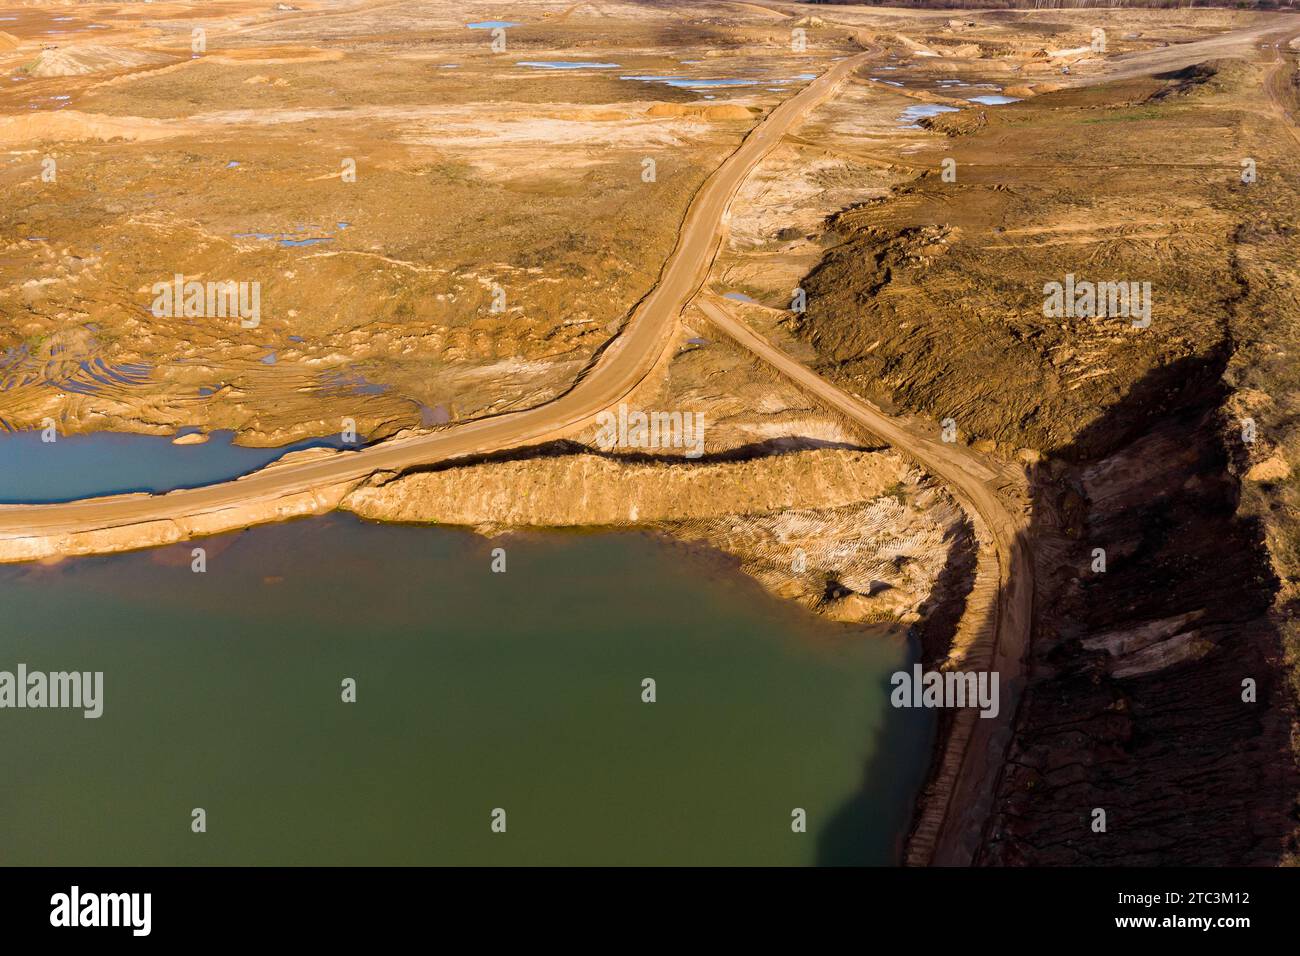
[[0, 430, 363, 504], [968, 94, 1021, 105], [898, 103, 960, 128], [232, 231, 334, 248], [321, 370, 388, 396], [419, 404, 450, 426], [517, 61, 620, 70], [620, 74, 757, 90], [467, 20, 518, 29]]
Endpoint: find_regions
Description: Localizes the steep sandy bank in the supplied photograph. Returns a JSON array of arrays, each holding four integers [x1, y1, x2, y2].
[[343, 447, 974, 625], [344, 447, 909, 526]]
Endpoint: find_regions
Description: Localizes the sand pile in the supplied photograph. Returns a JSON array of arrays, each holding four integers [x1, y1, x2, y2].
[[28, 44, 172, 78], [646, 103, 754, 121], [0, 110, 188, 145]]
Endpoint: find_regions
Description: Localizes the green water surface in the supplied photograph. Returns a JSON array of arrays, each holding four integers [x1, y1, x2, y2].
[[0, 515, 932, 865]]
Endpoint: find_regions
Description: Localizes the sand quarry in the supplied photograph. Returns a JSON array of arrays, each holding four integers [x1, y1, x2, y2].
[[0, 0, 1271, 445], [4, 0, 1300, 866]]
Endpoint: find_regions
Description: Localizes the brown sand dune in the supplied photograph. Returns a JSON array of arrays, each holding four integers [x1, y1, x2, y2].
[[28, 44, 175, 77]]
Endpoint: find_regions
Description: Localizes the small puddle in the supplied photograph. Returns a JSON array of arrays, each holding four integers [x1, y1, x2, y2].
[[232, 230, 335, 248], [419, 403, 451, 426], [321, 369, 388, 396], [516, 61, 620, 70], [621, 74, 757, 90], [968, 95, 1021, 105], [897, 103, 960, 128], [467, 20, 519, 29]]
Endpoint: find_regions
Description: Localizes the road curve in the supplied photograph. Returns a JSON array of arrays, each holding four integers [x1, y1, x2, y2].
[[696, 296, 1032, 866], [1087, 14, 1300, 86], [0, 50, 876, 543], [1264, 31, 1300, 149]]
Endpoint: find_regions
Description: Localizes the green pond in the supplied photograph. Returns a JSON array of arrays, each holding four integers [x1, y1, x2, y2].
[[0, 514, 933, 865]]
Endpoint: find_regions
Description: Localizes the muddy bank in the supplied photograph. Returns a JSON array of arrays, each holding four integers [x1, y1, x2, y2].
[[978, 354, 1298, 864]]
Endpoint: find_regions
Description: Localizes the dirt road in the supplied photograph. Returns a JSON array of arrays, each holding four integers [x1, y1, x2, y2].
[[1263, 32, 1300, 148], [1082, 15, 1300, 85], [685, 17, 1300, 865], [696, 296, 1032, 866], [0, 50, 877, 545]]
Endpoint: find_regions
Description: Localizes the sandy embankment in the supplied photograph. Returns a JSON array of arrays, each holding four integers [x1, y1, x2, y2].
[[0, 449, 360, 563], [0, 445, 972, 626], [0, 481, 358, 563], [343, 448, 906, 525], [343, 448, 972, 624]]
